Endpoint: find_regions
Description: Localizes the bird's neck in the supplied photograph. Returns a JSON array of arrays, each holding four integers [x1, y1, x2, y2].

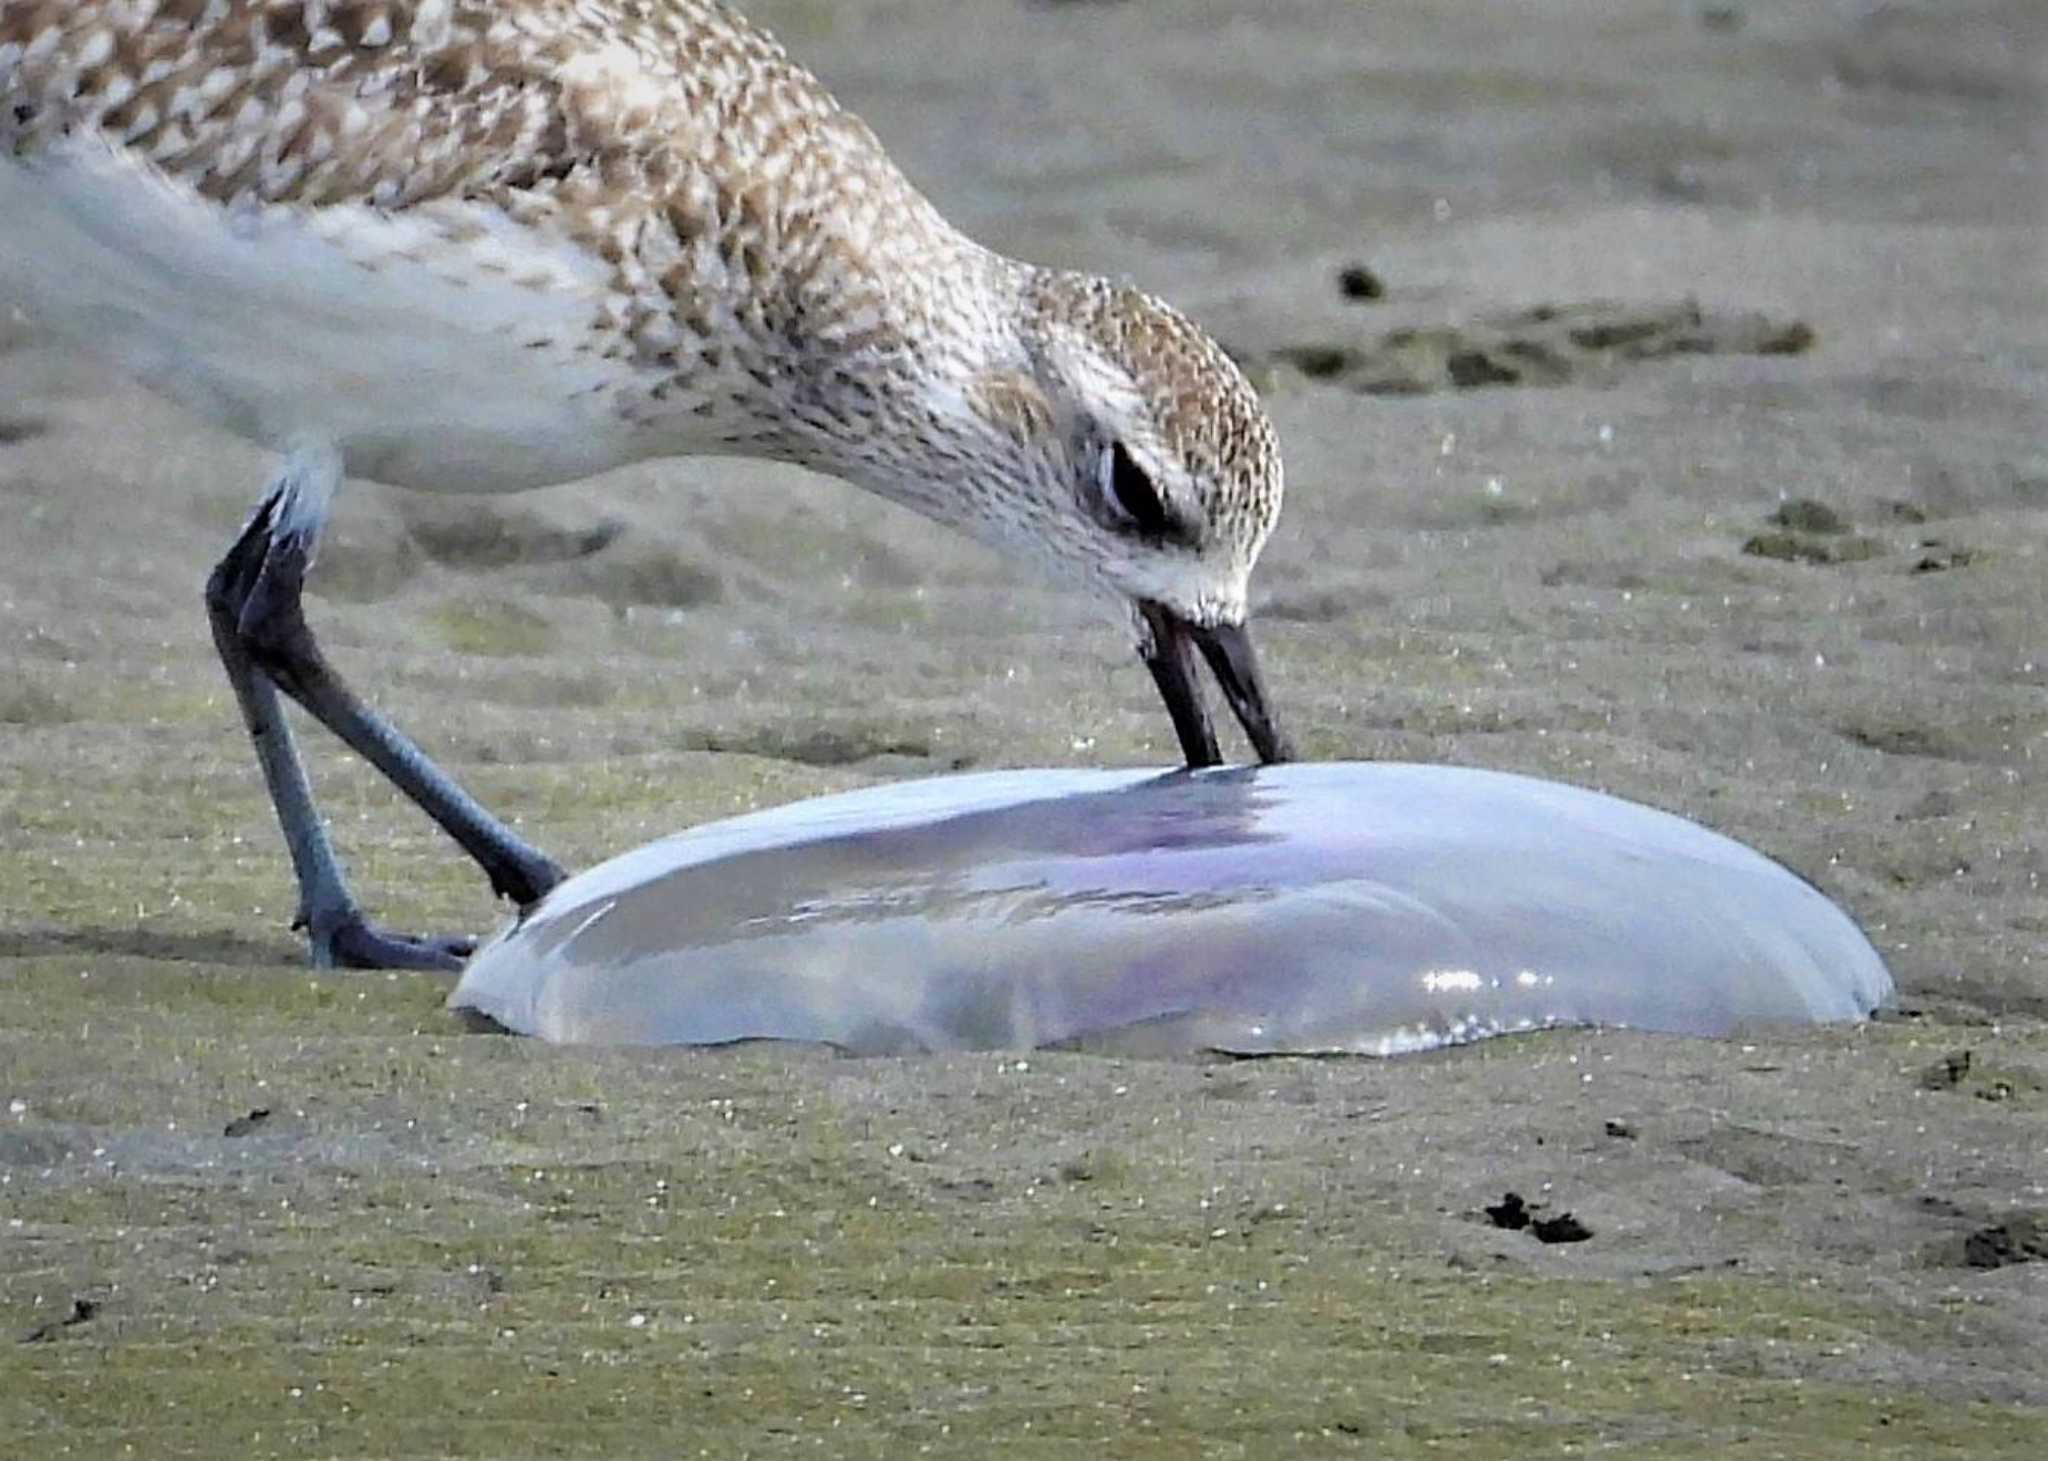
[[764, 244, 1053, 526]]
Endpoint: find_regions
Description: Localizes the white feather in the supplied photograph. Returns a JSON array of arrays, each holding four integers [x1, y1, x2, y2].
[[0, 140, 651, 492]]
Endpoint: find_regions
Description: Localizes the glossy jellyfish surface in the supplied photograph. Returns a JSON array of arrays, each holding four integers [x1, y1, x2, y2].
[[449, 763, 1893, 1056]]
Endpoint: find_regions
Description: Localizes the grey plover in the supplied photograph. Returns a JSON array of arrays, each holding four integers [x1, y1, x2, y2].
[[0, 0, 1291, 970]]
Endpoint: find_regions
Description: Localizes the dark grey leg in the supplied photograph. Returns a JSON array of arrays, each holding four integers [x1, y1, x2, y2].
[[204, 446, 566, 971]]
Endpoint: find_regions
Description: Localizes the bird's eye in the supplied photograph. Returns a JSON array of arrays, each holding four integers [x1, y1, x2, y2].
[[1098, 441, 1175, 539]]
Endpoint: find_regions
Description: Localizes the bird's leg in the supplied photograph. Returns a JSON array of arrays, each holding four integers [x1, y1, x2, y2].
[[204, 445, 567, 972]]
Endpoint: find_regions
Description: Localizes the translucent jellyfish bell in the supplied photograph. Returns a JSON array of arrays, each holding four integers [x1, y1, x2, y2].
[[450, 763, 1893, 1056]]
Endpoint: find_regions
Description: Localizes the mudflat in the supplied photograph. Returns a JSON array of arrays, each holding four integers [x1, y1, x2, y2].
[[3, 1, 2042, 1454]]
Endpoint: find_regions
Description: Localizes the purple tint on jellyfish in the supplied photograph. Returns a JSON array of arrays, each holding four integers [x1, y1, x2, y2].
[[449, 764, 1894, 1056]]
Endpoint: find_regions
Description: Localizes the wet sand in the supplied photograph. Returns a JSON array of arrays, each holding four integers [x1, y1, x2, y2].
[[3, 1, 2043, 1453]]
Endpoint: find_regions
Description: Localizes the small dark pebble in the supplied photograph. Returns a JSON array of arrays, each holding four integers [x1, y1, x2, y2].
[[1919, 1051, 1972, 1091], [1336, 263, 1387, 301], [223, 1107, 272, 1138], [1484, 1193, 1532, 1230], [1604, 1119, 1636, 1139], [1912, 546, 1975, 573], [1486, 1191, 1594, 1243], [1532, 1212, 1595, 1244], [1963, 1216, 2048, 1269], [0, 418, 46, 445]]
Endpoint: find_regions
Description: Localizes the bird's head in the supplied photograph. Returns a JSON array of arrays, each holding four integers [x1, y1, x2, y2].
[[954, 271, 1292, 766]]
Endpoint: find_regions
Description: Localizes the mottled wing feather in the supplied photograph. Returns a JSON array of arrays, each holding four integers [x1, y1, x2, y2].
[[1, 0, 956, 449], [0, 1, 834, 214]]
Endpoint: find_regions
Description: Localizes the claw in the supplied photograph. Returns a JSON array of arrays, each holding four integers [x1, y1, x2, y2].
[[318, 914, 476, 973]]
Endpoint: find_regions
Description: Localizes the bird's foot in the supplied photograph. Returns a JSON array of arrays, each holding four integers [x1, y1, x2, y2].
[[303, 910, 477, 973]]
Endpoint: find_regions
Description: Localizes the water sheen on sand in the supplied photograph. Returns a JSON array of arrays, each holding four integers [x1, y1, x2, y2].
[[449, 763, 1893, 1056]]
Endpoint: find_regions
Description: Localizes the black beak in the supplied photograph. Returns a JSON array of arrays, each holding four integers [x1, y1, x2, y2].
[[1138, 601, 1294, 768]]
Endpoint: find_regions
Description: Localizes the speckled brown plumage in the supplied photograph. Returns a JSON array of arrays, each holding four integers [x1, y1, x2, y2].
[[1, 0, 1283, 626]]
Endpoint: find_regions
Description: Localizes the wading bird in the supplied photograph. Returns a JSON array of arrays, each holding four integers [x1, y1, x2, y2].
[[0, 0, 1290, 969]]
